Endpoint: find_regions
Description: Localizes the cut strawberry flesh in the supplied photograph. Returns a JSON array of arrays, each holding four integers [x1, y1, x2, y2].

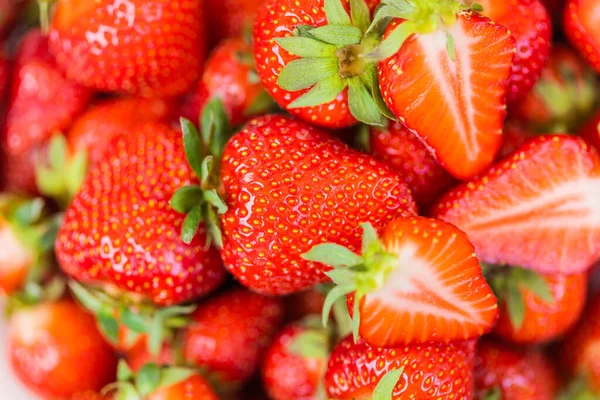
[[52, 0, 101, 30]]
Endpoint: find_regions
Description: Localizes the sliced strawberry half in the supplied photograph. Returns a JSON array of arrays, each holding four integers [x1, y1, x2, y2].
[[378, 12, 515, 179], [432, 135, 600, 274], [304, 216, 498, 348]]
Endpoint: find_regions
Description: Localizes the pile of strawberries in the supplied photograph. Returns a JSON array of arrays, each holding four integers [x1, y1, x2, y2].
[[1, 0, 600, 399]]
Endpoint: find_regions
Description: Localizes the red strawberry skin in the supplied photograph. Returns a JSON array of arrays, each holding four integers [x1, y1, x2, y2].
[[55, 122, 227, 306], [183, 288, 284, 386], [564, 0, 600, 73], [253, 0, 380, 129], [3, 30, 92, 155], [220, 115, 416, 295], [379, 13, 515, 180], [147, 374, 218, 400], [479, 0, 552, 106], [207, 0, 263, 44], [579, 111, 600, 152], [432, 135, 600, 274], [49, 0, 206, 97], [326, 335, 476, 399], [474, 339, 559, 400], [7, 300, 118, 399], [494, 272, 588, 344], [370, 122, 455, 210], [0, 49, 8, 106]]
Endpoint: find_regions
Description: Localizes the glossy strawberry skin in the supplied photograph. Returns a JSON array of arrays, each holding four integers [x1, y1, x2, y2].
[[0, 49, 8, 106], [432, 135, 600, 274], [253, 0, 380, 129], [474, 339, 559, 400], [7, 300, 118, 398], [147, 374, 218, 400], [564, 0, 600, 73], [494, 272, 588, 344], [68, 96, 174, 166], [55, 122, 227, 306], [2, 143, 48, 194], [206, 0, 263, 44], [183, 288, 284, 386], [370, 122, 455, 210], [262, 324, 327, 400], [3, 30, 92, 155], [325, 335, 476, 399], [220, 115, 416, 295], [49, 0, 206, 97]]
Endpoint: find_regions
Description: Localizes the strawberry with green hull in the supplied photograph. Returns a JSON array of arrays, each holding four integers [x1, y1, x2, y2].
[[325, 335, 476, 399], [7, 300, 118, 399], [55, 121, 227, 306], [305, 216, 497, 348], [48, 0, 206, 97], [564, 0, 600, 73], [219, 115, 416, 295], [183, 288, 284, 388], [369, 121, 455, 211], [432, 135, 600, 275], [474, 339, 559, 400], [374, 1, 515, 180], [477, 0, 551, 106], [486, 265, 587, 344]]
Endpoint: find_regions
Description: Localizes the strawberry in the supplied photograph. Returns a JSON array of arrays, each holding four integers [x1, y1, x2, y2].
[[325, 334, 476, 399], [0, 49, 8, 106], [48, 0, 206, 97], [579, 110, 600, 152], [285, 289, 326, 323], [478, 0, 552, 106], [72, 391, 109, 400], [511, 45, 599, 133], [486, 265, 588, 344], [219, 115, 416, 295], [432, 135, 600, 275], [473, 339, 559, 400], [182, 38, 273, 127], [369, 121, 455, 210], [375, 3, 515, 179], [564, 0, 600, 73], [2, 143, 48, 194], [560, 295, 600, 395], [182, 287, 284, 387], [55, 121, 227, 306], [253, 0, 383, 129], [3, 29, 92, 156], [179, 82, 210, 125], [68, 97, 174, 166], [305, 216, 498, 348], [207, 0, 263, 44], [262, 319, 331, 400], [7, 299, 118, 398], [542, 0, 566, 20], [498, 119, 538, 158]]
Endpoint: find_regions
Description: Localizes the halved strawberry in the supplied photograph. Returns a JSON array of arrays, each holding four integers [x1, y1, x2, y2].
[[304, 216, 497, 348], [432, 135, 600, 274], [564, 0, 600, 73], [376, 6, 515, 179]]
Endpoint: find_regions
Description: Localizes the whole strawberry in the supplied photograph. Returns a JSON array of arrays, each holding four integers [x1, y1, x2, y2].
[[183, 288, 284, 388], [48, 0, 206, 97], [432, 135, 600, 275], [474, 339, 559, 400], [219, 115, 416, 295], [478, 0, 552, 106], [326, 335, 476, 399], [369, 122, 455, 211], [564, 0, 600, 73], [55, 122, 227, 306], [207, 0, 263, 44], [7, 300, 118, 398]]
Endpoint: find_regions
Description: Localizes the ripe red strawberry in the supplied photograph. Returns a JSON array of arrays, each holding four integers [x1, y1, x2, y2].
[[68, 97, 174, 166], [145, 374, 218, 400], [55, 122, 227, 306], [182, 38, 271, 127], [561, 295, 600, 394], [72, 391, 108, 400], [370, 122, 455, 210], [48, 0, 206, 97], [474, 339, 559, 400], [432, 135, 600, 275], [207, 0, 263, 44], [579, 111, 600, 152], [0, 49, 8, 105], [2, 143, 48, 194], [219, 115, 416, 295], [306, 216, 498, 347], [511, 45, 598, 133], [478, 0, 551, 106], [253, 0, 381, 129], [564, 0, 600, 73], [325, 335, 476, 399], [3, 29, 92, 155], [183, 288, 284, 387], [376, 5, 515, 179], [487, 266, 588, 344], [262, 320, 330, 400], [7, 300, 118, 398]]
